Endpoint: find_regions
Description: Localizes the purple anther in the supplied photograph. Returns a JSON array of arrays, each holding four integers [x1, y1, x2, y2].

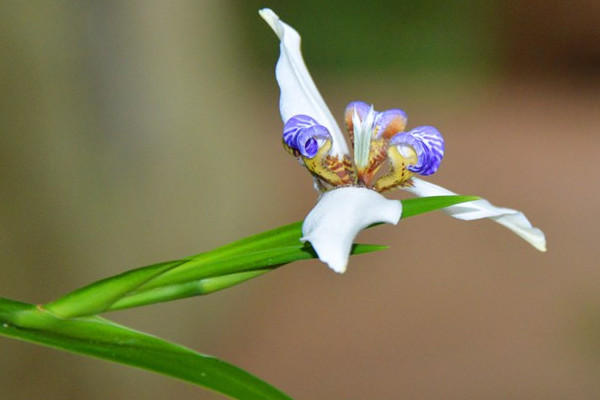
[[283, 115, 331, 158], [389, 126, 444, 175]]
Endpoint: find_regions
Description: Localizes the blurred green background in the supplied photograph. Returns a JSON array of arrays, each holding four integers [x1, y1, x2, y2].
[[1, 1, 600, 399]]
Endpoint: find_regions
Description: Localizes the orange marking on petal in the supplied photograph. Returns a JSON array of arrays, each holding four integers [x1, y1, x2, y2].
[[379, 116, 407, 140]]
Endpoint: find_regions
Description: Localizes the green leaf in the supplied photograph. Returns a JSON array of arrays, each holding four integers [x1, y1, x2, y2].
[[0, 298, 293, 400], [45, 260, 183, 318], [45, 242, 385, 317], [109, 243, 384, 311], [45, 195, 477, 317], [0, 195, 478, 400], [401, 195, 478, 218]]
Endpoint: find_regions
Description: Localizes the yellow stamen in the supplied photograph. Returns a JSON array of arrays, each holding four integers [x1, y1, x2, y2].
[[373, 145, 417, 192], [302, 140, 356, 188]]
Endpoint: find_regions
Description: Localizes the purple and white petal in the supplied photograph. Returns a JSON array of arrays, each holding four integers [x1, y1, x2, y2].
[[390, 126, 444, 176], [344, 101, 372, 122], [283, 115, 331, 158], [403, 178, 547, 251], [259, 9, 349, 158], [376, 108, 408, 139], [302, 187, 403, 273]]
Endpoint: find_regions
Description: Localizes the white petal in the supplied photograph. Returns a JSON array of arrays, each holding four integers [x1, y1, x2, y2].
[[259, 8, 349, 158], [404, 178, 547, 252], [301, 187, 403, 273]]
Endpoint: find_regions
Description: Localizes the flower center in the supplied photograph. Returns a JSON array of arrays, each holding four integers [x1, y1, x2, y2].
[[282, 101, 444, 193]]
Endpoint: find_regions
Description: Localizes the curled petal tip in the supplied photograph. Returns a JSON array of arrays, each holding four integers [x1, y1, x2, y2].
[[491, 213, 547, 252], [259, 9, 283, 38], [301, 187, 402, 273], [390, 126, 444, 176], [283, 115, 331, 158]]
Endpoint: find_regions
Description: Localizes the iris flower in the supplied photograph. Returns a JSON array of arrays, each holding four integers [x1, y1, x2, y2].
[[259, 9, 546, 273]]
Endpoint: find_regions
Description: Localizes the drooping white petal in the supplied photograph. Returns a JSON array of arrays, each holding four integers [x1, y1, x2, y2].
[[404, 178, 547, 252], [301, 187, 403, 273], [259, 8, 349, 158]]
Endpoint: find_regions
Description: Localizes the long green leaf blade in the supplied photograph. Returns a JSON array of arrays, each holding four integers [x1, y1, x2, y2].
[[44, 196, 476, 317], [0, 298, 292, 400], [109, 243, 385, 311], [45, 260, 183, 318], [0, 196, 478, 400]]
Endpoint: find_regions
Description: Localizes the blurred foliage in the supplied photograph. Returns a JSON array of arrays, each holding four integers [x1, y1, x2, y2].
[[235, 0, 502, 78]]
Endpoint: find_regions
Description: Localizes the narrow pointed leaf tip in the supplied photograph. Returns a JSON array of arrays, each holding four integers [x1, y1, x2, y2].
[[400, 195, 480, 218], [301, 187, 402, 273]]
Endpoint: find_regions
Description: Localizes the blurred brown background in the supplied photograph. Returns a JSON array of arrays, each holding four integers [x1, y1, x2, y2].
[[1, 1, 599, 399]]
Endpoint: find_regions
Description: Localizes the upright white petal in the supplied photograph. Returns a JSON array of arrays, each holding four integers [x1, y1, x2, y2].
[[301, 187, 403, 273], [259, 8, 349, 158], [352, 106, 375, 169], [404, 178, 547, 252]]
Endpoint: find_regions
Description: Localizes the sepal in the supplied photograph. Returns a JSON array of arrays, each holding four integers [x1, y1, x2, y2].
[[301, 187, 403, 273]]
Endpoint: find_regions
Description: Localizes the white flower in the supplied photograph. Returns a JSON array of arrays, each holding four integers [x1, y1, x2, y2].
[[259, 8, 546, 273]]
